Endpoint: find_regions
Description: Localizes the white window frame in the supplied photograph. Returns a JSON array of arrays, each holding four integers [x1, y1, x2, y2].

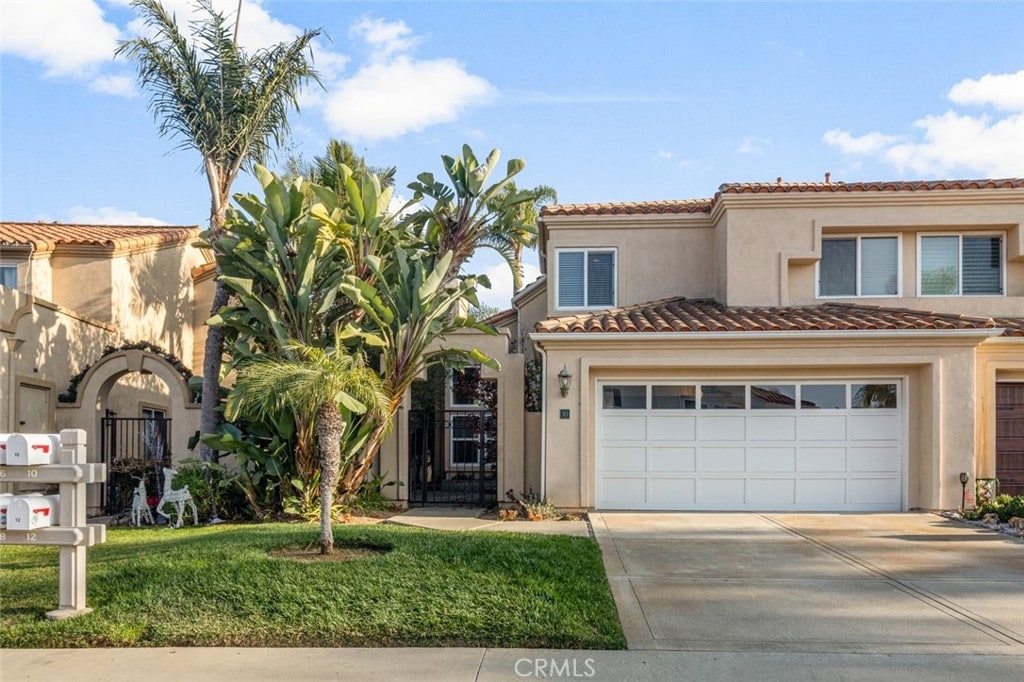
[[555, 247, 618, 310], [0, 263, 18, 290], [447, 367, 487, 409], [816, 234, 902, 299], [916, 233, 1005, 297]]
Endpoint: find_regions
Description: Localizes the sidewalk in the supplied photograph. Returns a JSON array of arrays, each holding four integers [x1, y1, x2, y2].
[[5, 647, 1024, 681], [385, 506, 591, 537]]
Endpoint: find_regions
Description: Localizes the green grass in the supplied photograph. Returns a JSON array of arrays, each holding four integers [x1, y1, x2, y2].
[[0, 523, 625, 649]]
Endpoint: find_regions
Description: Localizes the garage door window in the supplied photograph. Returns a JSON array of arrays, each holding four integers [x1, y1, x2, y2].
[[751, 385, 796, 409], [603, 385, 646, 409], [652, 385, 697, 409], [701, 385, 746, 409], [851, 383, 898, 409], [800, 384, 846, 409]]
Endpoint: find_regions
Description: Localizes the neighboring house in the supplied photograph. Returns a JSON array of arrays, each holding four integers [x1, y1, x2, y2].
[[0, 222, 212, 512], [380, 178, 1024, 512]]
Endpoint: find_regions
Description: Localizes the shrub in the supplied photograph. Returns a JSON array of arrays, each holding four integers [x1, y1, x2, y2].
[[966, 494, 1024, 523], [171, 459, 247, 521]]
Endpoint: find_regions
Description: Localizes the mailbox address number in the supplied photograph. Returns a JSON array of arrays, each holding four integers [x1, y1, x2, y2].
[[0, 468, 40, 478]]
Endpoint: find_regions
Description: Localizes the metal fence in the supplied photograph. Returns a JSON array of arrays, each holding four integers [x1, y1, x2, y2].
[[407, 408, 497, 506], [100, 417, 172, 516]]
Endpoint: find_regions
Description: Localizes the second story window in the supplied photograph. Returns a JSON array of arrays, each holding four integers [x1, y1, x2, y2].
[[919, 235, 1003, 296], [557, 249, 616, 308], [819, 236, 898, 297], [0, 265, 16, 290]]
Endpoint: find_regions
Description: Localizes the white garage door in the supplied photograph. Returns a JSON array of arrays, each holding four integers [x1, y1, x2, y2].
[[596, 381, 904, 511]]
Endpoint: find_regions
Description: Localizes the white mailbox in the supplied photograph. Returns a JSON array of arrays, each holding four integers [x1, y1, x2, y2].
[[0, 433, 10, 464], [8, 494, 60, 530], [6, 433, 60, 466], [0, 492, 14, 528]]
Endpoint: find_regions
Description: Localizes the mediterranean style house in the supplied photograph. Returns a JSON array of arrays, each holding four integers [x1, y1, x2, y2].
[[3, 177, 1023, 515], [380, 178, 1024, 513]]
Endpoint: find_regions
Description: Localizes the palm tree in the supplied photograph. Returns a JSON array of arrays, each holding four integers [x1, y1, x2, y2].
[[227, 342, 388, 554], [116, 0, 321, 482], [484, 182, 557, 293]]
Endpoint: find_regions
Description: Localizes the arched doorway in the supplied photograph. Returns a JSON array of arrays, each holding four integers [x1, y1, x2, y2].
[[57, 349, 200, 515]]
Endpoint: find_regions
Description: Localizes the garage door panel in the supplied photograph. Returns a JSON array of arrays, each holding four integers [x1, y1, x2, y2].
[[848, 477, 901, 506], [598, 477, 647, 507], [601, 445, 647, 472], [848, 445, 900, 473], [597, 380, 904, 511], [749, 447, 796, 472], [798, 415, 847, 440], [698, 478, 745, 504], [749, 416, 797, 441], [650, 478, 696, 506], [797, 447, 847, 473], [650, 446, 696, 472], [796, 478, 847, 504], [649, 415, 696, 441], [700, 415, 746, 440], [749, 478, 796, 505], [849, 414, 901, 441], [698, 447, 745, 472]]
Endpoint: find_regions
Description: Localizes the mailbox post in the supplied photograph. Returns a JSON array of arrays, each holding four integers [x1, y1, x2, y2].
[[0, 429, 107, 619]]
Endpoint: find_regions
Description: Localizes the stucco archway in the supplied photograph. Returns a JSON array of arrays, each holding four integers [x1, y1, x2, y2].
[[57, 349, 200, 512]]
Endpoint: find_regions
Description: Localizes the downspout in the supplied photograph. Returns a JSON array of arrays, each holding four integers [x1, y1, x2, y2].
[[534, 342, 548, 500]]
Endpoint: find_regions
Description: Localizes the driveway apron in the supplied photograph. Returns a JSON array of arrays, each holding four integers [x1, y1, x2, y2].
[[591, 512, 1024, 654]]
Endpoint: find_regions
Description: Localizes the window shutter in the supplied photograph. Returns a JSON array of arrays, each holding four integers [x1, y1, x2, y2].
[[920, 236, 959, 295], [860, 237, 898, 295], [962, 236, 1002, 295], [558, 251, 585, 307], [820, 239, 856, 296], [587, 251, 615, 306]]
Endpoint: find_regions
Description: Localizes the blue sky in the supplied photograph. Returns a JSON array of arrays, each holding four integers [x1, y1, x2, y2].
[[2, 1, 1022, 308]]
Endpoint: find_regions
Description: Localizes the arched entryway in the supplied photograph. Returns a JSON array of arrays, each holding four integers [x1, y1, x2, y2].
[[57, 349, 200, 514]]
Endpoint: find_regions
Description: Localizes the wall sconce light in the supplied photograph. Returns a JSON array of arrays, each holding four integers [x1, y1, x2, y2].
[[959, 472, 969, 512], [557, 365, 572, 398]]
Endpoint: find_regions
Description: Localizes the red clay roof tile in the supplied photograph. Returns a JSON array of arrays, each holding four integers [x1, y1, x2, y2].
[[535, 297, 1024, 337], [0, 222, 200, 255]]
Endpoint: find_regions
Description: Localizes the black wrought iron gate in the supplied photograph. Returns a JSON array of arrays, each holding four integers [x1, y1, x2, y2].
[[100, 416, 172, 515], [407, 408, 497, 505]]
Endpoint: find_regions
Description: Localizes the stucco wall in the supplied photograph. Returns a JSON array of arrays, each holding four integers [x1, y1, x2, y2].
[[533, 333, 996, 511]]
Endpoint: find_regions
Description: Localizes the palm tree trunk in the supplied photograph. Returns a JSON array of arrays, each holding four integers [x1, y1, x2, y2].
[[316, 403, 345, 554], [199, 278, 230, 520]]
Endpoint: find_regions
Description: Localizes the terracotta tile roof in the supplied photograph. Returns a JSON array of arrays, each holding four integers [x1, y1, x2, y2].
[[539, 178, 1024, 218], [481, 307, 517, 326], [535, 297, 1024, 337], [0, 222, 200, 255]]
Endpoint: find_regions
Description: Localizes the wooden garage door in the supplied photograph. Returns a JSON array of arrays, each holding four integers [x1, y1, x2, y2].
[[996, 383, 1024, 497], [596, 381, 904, 511]]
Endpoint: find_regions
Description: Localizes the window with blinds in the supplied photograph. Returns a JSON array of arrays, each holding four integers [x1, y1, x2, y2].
[[920, 235, 1002, 296], [819, 236, 898, 297], [557, 249, 616, 308]]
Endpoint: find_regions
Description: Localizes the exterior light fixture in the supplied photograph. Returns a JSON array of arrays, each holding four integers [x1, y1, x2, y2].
[[557, 365, 572, 398], [959, 472, 969, 512]]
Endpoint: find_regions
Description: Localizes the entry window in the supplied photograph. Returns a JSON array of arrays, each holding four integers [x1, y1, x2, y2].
[[652, 385, 697, 409], [141, 407, 168, 459], [750, 385, 796, 409], [919, 235, 1002, 296], [450, 367, 481, 406], [701, 385, 745, 409], [801, 384, 847, 409], [819, 236, 899, 297], [851, 384, 898, 409], [0, 265, 16, 289], [557, 249, 616, 308], [603, 385, 646, 409]]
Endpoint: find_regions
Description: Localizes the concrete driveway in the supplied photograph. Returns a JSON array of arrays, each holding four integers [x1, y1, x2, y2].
[[591, 512, 1024, 654]]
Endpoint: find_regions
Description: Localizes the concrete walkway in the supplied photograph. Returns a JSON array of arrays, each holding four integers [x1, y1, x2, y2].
[[386, 506, 591, 536], [592, 512, 1024, 655]]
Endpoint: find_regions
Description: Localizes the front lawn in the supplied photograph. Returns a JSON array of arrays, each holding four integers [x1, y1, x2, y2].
[[0, 523, 625, 649]]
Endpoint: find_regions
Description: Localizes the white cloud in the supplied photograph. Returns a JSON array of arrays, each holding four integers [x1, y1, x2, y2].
[[89, 74, 136, 97], [823, 70, 1024, 178], [948, 70, 1024, 111], [63, 206, 168, 226], [656, 150, 674, 160], [1, 0, 120, 77], [736, 135, 771, 155], [323, 17, 496, 141], [822, 129, 903, 155]]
